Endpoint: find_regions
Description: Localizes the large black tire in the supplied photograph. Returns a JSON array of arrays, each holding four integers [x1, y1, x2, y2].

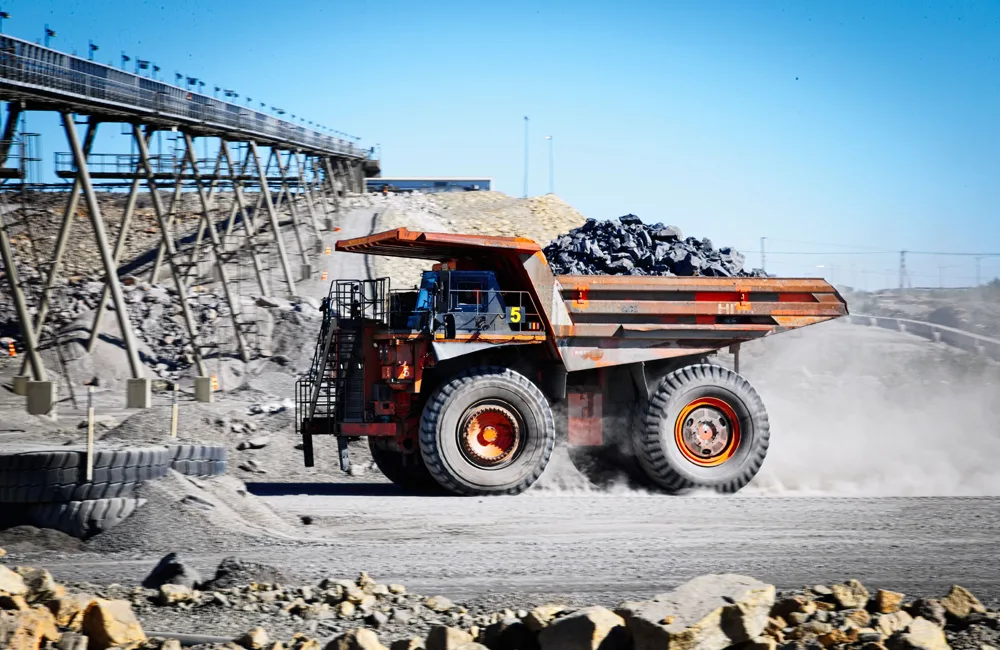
[[23, 497, 146, 539], [167, 444, 227, 477], [368, 438, 443, 493], [419, 366, 556, 496], [0, 445, 170, 503], [636, 364, 769, 493]]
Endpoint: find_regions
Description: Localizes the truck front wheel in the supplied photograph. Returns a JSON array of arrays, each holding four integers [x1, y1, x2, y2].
[[419, 367, 556, 495], [636, 364, 769, 493]]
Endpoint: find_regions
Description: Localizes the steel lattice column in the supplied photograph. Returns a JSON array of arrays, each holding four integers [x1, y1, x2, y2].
[[62, 113, 144, 379], [219, 141, 268, 296], [0, 202, 45, 381], [19, 117, 98, 377], [133, 124, 208, 377], [87, 158, 145, 352], [249, 140, 296, 296], [182, 132, 250, 362]]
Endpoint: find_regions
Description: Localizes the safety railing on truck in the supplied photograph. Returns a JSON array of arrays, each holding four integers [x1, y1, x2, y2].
[[387, 288, 544, 334]]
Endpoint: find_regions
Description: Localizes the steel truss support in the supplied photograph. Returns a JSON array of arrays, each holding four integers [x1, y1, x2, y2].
[[183, 142, 227, 285], [323, 157, 341, 211], [19, 117, 99, 378], [181, 133, 250, 362], [293, 152, 322, 239], [219, 140, 269, 296], [150, 155, 191, 283], [0, 103, 23, 167], [133, 125, 207, 377], [248, 140, 297, 296], [0, 203, 45, 381], [273, 150, 310, 266], [62, 113, 143, 379], [307, 156, 333, 222], [87, 171, 142, 352]]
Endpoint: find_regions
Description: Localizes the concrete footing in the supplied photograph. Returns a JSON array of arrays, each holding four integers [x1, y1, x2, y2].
[[300, 264, 313, 281], [194, 376, 214, 403], [12, 375, 28, 396], [26, 381, 56, 416], [126, 378, 151, 409], [325, 218, 336, 231]]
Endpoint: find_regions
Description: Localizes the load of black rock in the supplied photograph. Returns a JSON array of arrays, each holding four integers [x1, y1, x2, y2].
[[543, 214, 767, 277]]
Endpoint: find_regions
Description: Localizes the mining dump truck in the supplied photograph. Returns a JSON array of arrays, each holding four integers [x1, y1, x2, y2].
[[295, 228, 847, 495]]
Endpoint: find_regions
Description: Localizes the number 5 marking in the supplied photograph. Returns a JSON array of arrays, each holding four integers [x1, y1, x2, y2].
[[509, 306, 523, 323]]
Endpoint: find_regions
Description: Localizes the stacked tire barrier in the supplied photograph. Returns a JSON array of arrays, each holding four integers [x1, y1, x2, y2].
[[847, 314, 1000, 362], [0, 442, 227, 539]]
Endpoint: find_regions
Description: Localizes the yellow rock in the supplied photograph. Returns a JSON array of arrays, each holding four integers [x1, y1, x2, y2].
[[525, 604, 567, 632], [0, 605, 62, 650], [236, 627, 271, 650], [324, 628, 389, 650], [45, 593, 96, 631], [0, 547, 6, 558], [847, 610, 873, 628], [158, 584, 194, 605], [830, 580, 870, 609], [0, 565, 28, 596], [81, 598, 146, 650], [425, 626, 474, 650], [16, 568, 65, 603], [940, 586, 985, 620], [538, 606, 627, 650], [874, 590, 905, 614], [336, 601, 355, 618]]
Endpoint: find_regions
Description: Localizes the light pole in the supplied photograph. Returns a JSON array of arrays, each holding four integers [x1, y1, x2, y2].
[[523, 116, 529, 198], [43, 25, 55, 47], [545, 135, 553, 195], [0, 11, 9, 34]]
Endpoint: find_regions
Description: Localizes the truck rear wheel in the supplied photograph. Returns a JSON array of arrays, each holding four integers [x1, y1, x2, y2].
[[636, 364, 769, 493], [368, 438, 442, 494], [419, 366, 555, 496]]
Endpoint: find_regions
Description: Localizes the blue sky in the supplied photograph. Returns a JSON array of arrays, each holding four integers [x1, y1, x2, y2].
[[4, 0, 1000, 287]]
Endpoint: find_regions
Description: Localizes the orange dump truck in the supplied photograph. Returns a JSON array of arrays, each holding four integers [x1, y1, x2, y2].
[[295, 228, 847, 495]]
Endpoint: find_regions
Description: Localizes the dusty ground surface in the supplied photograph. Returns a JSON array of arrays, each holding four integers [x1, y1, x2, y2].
[[2, 192, 1000, 644]]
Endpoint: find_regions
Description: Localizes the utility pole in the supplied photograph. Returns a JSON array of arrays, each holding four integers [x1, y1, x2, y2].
[[760, 237, 766, 274], [523, 116, 529, 198], [975, 256, 982, 287], [545, 135, 553, 194], [899, 250, 908, 292]]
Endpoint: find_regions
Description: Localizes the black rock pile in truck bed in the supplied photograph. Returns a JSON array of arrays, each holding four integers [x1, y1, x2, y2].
[[543, 215, 767, 277]]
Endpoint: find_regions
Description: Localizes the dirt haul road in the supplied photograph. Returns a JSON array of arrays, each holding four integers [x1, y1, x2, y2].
[[23, 322, 1000, 608], [5, 196, 999, 611]]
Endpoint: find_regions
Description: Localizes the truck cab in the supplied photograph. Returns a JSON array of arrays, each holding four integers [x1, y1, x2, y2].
[[390, 269, 540, 336]]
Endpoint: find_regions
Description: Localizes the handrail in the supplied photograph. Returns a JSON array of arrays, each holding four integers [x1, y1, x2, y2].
[[0, 34, 365, 158]]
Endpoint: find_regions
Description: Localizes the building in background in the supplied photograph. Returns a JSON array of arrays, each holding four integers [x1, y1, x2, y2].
[[364, 177, 492, 194]]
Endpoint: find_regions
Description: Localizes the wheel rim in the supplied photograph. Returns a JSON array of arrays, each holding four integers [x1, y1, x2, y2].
[[673, 397, 741, 466], [458, 403, 521, 469]]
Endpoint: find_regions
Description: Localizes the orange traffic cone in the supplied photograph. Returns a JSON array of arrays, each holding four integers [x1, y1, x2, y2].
[[321, 271, 328, 281], [7, 342, 15, 357]]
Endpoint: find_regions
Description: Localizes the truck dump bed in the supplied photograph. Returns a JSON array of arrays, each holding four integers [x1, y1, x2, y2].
[[337, 228, 847, 371]]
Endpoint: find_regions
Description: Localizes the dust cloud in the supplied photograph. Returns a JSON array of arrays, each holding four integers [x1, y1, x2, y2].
[[742, 321, 1000, 496], [536, 321, 1000, 497]]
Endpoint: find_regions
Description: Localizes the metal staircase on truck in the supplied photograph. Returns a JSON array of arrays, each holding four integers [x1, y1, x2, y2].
[[294, 278, 387, 471]]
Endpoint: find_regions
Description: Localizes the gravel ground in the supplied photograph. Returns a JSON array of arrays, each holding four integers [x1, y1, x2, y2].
[[3, 192, 1000, 649]]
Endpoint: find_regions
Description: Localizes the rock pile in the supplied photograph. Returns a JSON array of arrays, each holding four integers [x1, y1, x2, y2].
[[543, 216, 766, 278], [5, 549, 998, 650]]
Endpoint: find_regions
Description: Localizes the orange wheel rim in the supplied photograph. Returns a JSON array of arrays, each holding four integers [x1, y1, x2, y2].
[[674, 397, 741, 466], [460, 404, 520, 467]]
